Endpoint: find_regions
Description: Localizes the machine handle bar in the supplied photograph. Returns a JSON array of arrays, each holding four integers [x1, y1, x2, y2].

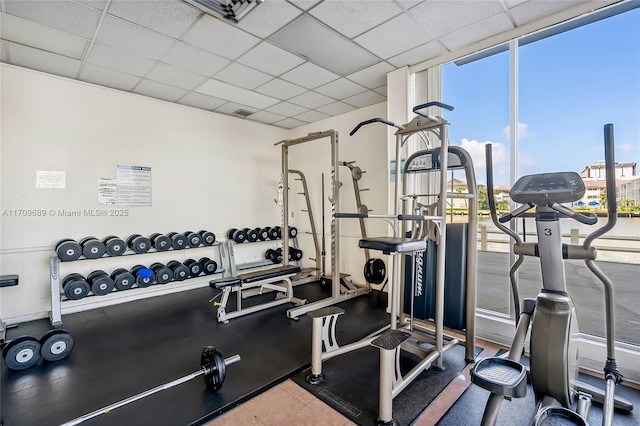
[[549, 202, 598, 225], [498, 203, 534, 223], [349, 118, 399, 136], [412, 101, 454, 119]]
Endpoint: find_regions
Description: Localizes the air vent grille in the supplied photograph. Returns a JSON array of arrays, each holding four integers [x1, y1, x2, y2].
[[233, 109, 254, 117], [183, 0, 263, 23]]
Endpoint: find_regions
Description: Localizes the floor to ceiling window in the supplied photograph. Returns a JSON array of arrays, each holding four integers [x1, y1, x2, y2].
[[442, 4, 640, 348]]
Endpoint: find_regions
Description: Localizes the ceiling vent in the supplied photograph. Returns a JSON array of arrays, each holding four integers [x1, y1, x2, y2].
[[183, 0, 263, 23], [233, 109, 254, 117]]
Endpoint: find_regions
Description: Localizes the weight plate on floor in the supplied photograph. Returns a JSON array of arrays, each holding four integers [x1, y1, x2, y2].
[[55, 239, 82, 262], [364, 258, 386, 284], [199, 230, 216, 246], [201, 346, 225, 391], [112, 270, 135, 291], [39, 329, 74, 362], [2, 336, 41, 370], [102, 235, 126, 256], [81, 237, 106, 259], [63, 278, 90, 300], [91, 275, 115, 296]]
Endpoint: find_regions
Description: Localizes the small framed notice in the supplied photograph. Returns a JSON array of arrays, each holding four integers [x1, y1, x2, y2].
[[116, 164, 151, 207], [98, 178, 117, 205], [36, 171, 66, 189]]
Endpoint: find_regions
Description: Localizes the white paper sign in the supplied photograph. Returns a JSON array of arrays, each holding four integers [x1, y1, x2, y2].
[[98, 178, 117, 205], [36, 171, 66, 189], [116, 165, 151, 206]]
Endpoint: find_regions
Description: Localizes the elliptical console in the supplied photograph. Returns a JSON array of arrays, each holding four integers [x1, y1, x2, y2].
[[510, 171, 585, 204]]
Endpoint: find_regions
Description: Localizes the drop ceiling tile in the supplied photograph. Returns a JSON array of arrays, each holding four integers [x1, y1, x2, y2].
[[440, 13, 514, 51], [355, 14, 433, 59], [215, 63, 273, 90], [108, 0, 200, 38], [373, 85, 387, 96], [237, 42, 304, 76], [266, 101, 308, 117], [146, 63, 208, 90], [133, 79, 189, 102], [6, 41, 82, 79], [247, 110, 288, 124], [314, 78, 367, 99], [238, 1, 301, 38], [346, 62, 394, 89], [396, 0, 425, 10], [178, 92, 228, 111], [1, 13, 88, 59], [410, 1, 504, 39], [505, 0, 531, 8], [75, 0, 107, 11], [256, 78, 308, 100], [288, 91, 334, 109], [310, 1, 402, 38], [388, 40, 447, 68], [343, 90, 386, 108], [96, 15, 175, 60], [79, 63, 141, 91], [182, 15, 260, 60], [280, 62, 339, 89], [86, 43, 155, 77], [271, 15, 379, 76], [316, 101, 356, 116], [287, 0, 321, 11], [196, 79, 279, 109], [161, 42, 230, 77], [5, 0, 101, 39], [509, 0, 581, 26], [215, 102, 258, 115], [295, 109, 330, 123], [273, 117, 308, 129]]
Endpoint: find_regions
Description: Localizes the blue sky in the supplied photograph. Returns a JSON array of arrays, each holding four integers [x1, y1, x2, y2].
[[442, 7, 639, 185]]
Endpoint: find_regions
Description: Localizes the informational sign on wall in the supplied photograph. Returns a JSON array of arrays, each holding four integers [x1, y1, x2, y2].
[[36, 170, 66, 189], [116, 164, 151, 206], [98, 178, 117, 205]]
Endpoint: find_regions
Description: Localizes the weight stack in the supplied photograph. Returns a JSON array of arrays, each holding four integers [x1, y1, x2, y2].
[[403, 223, 468, 331]]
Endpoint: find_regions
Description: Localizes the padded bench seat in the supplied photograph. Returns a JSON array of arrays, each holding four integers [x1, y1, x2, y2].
[[359, 237, 427, 254], [210, 277, 242, 289], [240, 265, 301, 284]]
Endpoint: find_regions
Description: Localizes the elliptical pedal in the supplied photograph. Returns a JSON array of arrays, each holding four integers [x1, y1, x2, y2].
[[471, 357, 527, 398]]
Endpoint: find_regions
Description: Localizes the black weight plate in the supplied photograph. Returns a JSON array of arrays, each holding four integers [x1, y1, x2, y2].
[[288, 227, 298, 238], [3, 336, 41, 370], [39, 329, 74, 362], [130, 236, 151, 254], [171, 265, 189, 281], [293, 249, 303, 261], [364, 258, 386, 284], [246, 229, 258, 243], [168, 233, 187, 250], [153, 266, 172, 284], [126, 234, 141, 246], [184, 232, 202, 248], [166, 260, 181, 269], [184, 259, 202, 277], [63, 279, 90, 300], [131, 266, 155, 288], [265, 249, 275, 260], [135, 274, 154, 288], [56, 239, 82, 262], [199, 258, 217, 274], [111, 268, 129, 279], [319, 277, 330, 291], [87, 270, 108, 282], [82, 238, 106, 259], [79, 236, 96, 245], [227, 229, 237, 240], [62, 273, 85, 287], [150, 234, 171, 251], [91, 275, 115, 295], [232, 230, 247, 243], [199, 230, 216, 246], [103, 236, 126, 256], [201, 346, 225, 391], [256, 228, 269, 241], [274, 226, 282, 239], [267, 228, 279, 240], [113, 271, 135, 291]]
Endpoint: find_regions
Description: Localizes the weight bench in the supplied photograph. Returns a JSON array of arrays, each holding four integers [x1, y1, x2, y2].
[[209, 265, 306, 323]]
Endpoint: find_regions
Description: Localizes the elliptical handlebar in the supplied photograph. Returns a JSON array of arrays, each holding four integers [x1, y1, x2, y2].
[[349, 118, 400, 136], [549, 202, 598, 225]]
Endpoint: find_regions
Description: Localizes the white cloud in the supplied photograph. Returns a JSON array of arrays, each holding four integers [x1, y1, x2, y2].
[[502, 122, 531, 140], [458, 138, 537, 184], [619, 143, 637, 153]]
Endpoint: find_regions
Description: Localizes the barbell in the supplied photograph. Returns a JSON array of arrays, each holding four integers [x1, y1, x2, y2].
[[60, 347, 240, 426]]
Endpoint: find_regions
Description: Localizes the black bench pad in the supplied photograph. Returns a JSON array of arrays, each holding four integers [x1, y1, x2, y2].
[[239, 265, 301, 284], [210, 277, 242, 289], [359, 237, 427, 254], [0, 274, 19, 287]]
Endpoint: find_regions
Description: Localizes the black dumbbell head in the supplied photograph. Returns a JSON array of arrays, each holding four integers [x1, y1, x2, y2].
[[198, 230, 216, 246], [184, 259, 202, 277], [80, 236, 106, 259], [90, 274, 115, 296], [288, 227, 298, 238], [111, 269, 135, 291], [56, 239, 82, 262], [267, 227, 279, 240], [130, 265, 155, 287], [102, 236, 126, 256], [128, 235, 151, 254], [167, 232, 188, 250], [245, 228, 259, 243], [150, 263, 172, 284], [227, 229, 237, 240], [184, 231, 203, 248], [62, 274, 89, 300], [149, 233, 171, 251], [199, 257, 217, 274], [166, 260, 189, 281]]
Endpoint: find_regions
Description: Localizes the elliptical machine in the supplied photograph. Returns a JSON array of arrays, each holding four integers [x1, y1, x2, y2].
[[470, 124, 632, 425]]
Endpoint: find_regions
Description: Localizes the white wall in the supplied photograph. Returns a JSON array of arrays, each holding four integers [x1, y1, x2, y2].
[[0, 64, 288, 321], [287, 102, 390, 286]]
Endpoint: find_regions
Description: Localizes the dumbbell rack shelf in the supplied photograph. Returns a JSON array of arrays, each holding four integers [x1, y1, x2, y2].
[[49, 242, 227, 329]]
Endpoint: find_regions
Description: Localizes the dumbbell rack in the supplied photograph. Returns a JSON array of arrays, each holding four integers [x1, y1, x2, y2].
[[48, 242, 227, 329]]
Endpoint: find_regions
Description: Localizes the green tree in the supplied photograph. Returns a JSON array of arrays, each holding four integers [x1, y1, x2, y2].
[[478, 187, 489, 211]]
